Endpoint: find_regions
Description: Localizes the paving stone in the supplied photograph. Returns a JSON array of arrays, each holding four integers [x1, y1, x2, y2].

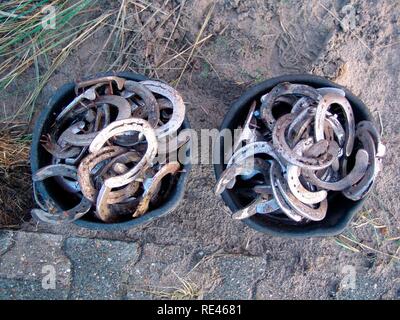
[[64, 237, 139, 299], [202, 255, 266, 300], [0, 231, 14, 256], [0, 278, 68, 300], [0, 231, 71, 300], [126, 243, 193, 299]]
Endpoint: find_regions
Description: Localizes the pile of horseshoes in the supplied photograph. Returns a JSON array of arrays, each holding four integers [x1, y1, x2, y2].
[[215, 82, 386, 223], [32, 76, 187, 224]]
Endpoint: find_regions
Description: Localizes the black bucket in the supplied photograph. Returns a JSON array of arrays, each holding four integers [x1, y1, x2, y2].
[[213, 74, 372, 238], [31, 71, 191, 231]]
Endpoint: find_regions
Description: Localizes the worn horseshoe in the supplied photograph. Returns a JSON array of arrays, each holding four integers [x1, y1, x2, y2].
[[95, 151, 142, 179], [215, 161, 256, 195], [78, 146, 127, 202], [325, 113, 346, 148], [40, 133, 81, 159], [89, 118, 158, 188], [287, 107, 315, 146], [231, 101, 258, 153], [51, 157, 81, 193], [260, 82, 321, 130], [123, 80, 160, 128], [231, 197, 263, 220], [141, 80, 186, 139], [227, 141, 284, 170], [132, 161, 181, 218], [75, 76, 126, 94], [59, 96, 133, 147], [286, 165, 327, 205], [32, 164, 92, 224], [290, 96, 317, 114], [230, 155, 277, 219], [271, 161, 327, 221], [56, 85, 99, 122], [273, 114, 335, 170], [342, 128, 380, 200], [314, 93, 355, 157], [269, 161, 303, 222], [286, 140, 328, 205], [303, 149, 369, 191], [356, 121, 386, 158]]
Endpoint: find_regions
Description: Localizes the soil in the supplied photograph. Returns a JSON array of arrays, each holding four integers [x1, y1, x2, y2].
[[0, 0, 399, 299]]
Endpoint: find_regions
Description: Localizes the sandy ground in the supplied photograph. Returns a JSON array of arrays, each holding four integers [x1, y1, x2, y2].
[[1, 0, 399, 299]]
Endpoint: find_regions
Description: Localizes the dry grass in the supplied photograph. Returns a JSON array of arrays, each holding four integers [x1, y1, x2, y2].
[[0, 0, 114, 126], [134, 271, 203, 300], [0, 125, 32, 227], [1, 0, 216, 125], [334, 210, 400, 262], [100, 1, 215, 81], [0, 124, 30, 169]]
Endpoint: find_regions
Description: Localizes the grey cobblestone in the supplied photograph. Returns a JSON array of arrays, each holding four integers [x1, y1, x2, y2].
[[64, 237, 139, 299], [0, 231, 14, 256], [0, 231, 71, 300]]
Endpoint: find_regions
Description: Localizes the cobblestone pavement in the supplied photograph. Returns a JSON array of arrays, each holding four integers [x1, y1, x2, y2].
[[1, 229, 398, 299]]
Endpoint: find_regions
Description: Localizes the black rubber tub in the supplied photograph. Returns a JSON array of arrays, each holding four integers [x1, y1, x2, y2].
[[31, 71, 191, 231], [214, 74, 372, 238]]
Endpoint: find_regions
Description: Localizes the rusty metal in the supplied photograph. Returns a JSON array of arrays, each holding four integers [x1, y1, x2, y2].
[[269, 161, 303, 222], [56, 85, 99, 122], [75, 76, 126, 94], [33, 77, 187, 224], [216, 82, 385, 225], [302, 149, 369, 191], [273, 114, 335, 170], [314, 92, 355, 157], [77, 146, 127, 202], [124, 80, 160, 128], [32, 164, 92, 224], [40, 133, 81, 159], [342, 124, 382, 200], [141, 80, 186, 139], [260, 82, 321, 130], [132, 161, 181, 218]]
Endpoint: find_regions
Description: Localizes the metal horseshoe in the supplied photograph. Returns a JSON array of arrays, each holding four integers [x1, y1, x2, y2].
[[58, 95, 133, 147], [272, 162, 327, 221], [273, 114, 335, 170], [32, 164, 92, 224], [56, 85, 99, 122], [132, 161, 181, 218], [141, 80, 186, 139], [227, 141, 284, 170], [269, 161, 303, 222], [302, 149, 369, 191], [260, 82, 321, 130], [89, 118, 158, 188], [286, 140, 328, 205], [356, 121, 386, 158], [231, 101, 258, 153], [78, 146, 127, 202], [342, 127, 380, 200], [124, 80, 160, 128], [75, 76, 126, 94], [314, 92, 355, 157]]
